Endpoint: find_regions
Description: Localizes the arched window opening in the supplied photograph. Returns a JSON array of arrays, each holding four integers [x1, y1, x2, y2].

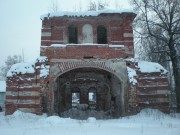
[[88, 87, 97, 110], [68, 25, 78, 44], [97, 25, 107, 44], [71, 87, 80, 108]]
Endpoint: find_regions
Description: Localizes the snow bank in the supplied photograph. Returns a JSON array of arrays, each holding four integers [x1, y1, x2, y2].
[[0, 109, 180, 135], [0, 81, 6, 92], [40, 9, 136, 20], [138, 61, 168, 74], [7, 62, 35, 77]]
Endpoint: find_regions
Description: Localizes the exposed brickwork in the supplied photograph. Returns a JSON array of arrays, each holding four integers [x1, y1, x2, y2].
[[5, 62, 42, 115], [41, 13, 136, 58], [126, 60, 169, 113], [40, 45, 128, 59], [5, 11, 170, 117], [136, 70, 169, 113]]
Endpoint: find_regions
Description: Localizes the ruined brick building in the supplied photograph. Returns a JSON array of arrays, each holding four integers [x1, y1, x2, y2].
[[6, 10, 170, 118]]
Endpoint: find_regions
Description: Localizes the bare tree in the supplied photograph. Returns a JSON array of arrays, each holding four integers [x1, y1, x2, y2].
[[97, 0, 108, 10], [88, 0, 97, 11], [131, 0, 180, 112], [114, 0, 123, 9], [87, 0, 109, 11], [48, 0, 59, 13], [0, 55, 23, 80]]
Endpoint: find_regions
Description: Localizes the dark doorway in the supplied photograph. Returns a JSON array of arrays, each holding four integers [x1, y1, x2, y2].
[[68, 25, 78, 44], [97, 25, 107, 44]]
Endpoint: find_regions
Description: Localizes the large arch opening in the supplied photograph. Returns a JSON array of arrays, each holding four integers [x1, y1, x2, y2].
[[53, 67, 122, 119]]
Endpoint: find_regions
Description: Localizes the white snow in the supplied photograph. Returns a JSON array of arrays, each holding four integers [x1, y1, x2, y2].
[[126, 57, 138, 63], [109, 45, 124, 48], [7, 62, 35, 77], [138, 61, 168, 74], [51, 44, 67, 47], [127, 67, 137, 85], [36, 56, 48, 62], [0, 109, 180, 135], [40, 9, 136, 20], [126, 58, 168, 74], [0, 81, 6, 92], [40, 65, 50, 78], [49, 43, 124, 48]]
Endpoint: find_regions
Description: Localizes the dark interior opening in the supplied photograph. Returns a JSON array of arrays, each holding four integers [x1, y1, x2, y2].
[[97, 25, 107, 44], [68, 25, 78, 44]]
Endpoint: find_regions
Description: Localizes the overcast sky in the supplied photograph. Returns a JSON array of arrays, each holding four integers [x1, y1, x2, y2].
[[0, 0, 132, 66]]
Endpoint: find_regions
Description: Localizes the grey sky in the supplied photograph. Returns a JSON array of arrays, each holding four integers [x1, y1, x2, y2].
[[0, 0, 131, 66]]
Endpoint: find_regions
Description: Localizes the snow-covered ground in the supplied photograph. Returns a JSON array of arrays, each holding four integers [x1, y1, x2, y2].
[[0, 109, 180, 135]]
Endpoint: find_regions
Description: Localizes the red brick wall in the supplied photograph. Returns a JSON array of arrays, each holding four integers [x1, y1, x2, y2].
[[5, 63, 42, 115], [40, 45, 129, 59], [136, 71, 169, 113], [41, 13, 136, 58]]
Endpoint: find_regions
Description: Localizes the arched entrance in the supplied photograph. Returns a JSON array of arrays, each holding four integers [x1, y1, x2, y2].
[[53, 67, 122, 118]]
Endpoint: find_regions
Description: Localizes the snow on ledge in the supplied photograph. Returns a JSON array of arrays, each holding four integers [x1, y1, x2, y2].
[[36, 56, 48, 62], [7, 62, 35, 77], [43, 44, 125, 48], [126, 58, 138, 63], [138, 61, 168, 74], [40, 9, 136, 20], [0, 81, 6, 92]]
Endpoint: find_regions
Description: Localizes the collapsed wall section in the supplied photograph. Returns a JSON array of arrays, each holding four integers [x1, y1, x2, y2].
[[5, 57, 49, 115], [126, 59, 170, 113], [137, 72, 169, 112]]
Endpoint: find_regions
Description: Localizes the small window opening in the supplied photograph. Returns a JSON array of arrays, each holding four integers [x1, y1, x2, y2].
[[88, 88, 97, 110], [83, 56, 94, 59], [68, 25, 78, 44], [72, 92, 80, 108], [97, 25, 107, 44]]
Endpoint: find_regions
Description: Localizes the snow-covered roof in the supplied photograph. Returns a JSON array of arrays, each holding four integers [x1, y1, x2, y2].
[[7, 62, 35, 77], [40, 9, 136, 20], [0, 81, 6, 92], [126, 58, 168, 74], [6, 57, 50, 78], [138, 61, 167, 74]]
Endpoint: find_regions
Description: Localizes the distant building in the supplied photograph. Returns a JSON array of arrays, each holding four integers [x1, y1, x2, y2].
[[5, 9, 170, 118], [0, 81, 6, 111]]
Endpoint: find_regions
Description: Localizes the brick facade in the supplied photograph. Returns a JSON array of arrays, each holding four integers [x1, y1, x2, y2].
[[5, 10, 170, 118]]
